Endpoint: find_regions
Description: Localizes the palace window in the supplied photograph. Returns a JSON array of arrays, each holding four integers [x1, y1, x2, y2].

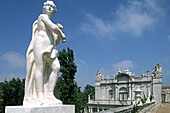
[[119, 87, 128, 101], [162, 94, 165, 103], [109, 90, 113, 98]]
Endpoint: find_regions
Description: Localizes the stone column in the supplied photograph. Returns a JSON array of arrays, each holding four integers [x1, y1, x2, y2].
[[112, 87, 114, 100], [132, 84, 135, 100], [101, 87, 104, 100], [90, 107, 93, 113], [128, 84, 131, 100], [115, 85, 118, 101], [105, 87, 108, 99], [166, 93, 168, 103], [97, 107, 99, 112], [131, 84, 132, 101], [148, 85, 151, 98]]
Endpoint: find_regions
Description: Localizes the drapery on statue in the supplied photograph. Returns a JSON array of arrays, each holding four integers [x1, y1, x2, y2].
[[23, 1, 66, 106]]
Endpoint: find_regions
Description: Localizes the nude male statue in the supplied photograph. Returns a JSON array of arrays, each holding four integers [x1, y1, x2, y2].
[[24, 1, 65, 105]]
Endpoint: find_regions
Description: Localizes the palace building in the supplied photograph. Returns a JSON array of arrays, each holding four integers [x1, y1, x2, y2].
[[162, 86, 170, 103], [88, 64, 163, 112]]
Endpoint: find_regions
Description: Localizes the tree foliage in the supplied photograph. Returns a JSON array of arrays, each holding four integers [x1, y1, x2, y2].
[[0, 85, 3, 113], [82, 84, 95, 111], [0, 78, 25, 113], [84, 84, 95, 99], [55, 47, 77, 103], [55, 47, 95, 113], [55, 47, 83, 112]]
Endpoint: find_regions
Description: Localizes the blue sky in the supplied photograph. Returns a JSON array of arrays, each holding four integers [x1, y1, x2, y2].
[[0, 0, 170, 89]]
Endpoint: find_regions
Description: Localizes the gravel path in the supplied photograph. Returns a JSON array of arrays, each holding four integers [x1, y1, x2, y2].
[[156, 104, 170, 113]]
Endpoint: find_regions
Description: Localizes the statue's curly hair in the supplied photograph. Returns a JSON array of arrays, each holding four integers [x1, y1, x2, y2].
[[43, 0, 57, 14]]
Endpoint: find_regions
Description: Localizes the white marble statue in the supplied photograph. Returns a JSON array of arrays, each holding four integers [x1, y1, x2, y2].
[[141, 72, 144, 77], [147, 70, 150, 77], [24, 0, 66, 106], [152, 64, 162, 76], [96, 70, 101, 80]]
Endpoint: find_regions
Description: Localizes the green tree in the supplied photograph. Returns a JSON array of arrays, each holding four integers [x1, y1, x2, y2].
[[72, 83, 86, 113], [81, 84, 95, 111], [0, 78, 25, 113], [55, 47, 81, 112], [0, 83, 3, 113], [56, 47, 77, 103], [84, 84, 95, 100]]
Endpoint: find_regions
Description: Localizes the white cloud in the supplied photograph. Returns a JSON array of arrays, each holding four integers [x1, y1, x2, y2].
[[0, 73, 15, 82], [115, 0, 165, 37], [0, 73, 25, 82], [81, 13, 114, 39], [78, 59, 86, 65], [81, 0, 165, 39], [112, 60, 134, 71], [0, 51, 25, 68], [168, 35, 170, 41], [76, 59, 87, 70]]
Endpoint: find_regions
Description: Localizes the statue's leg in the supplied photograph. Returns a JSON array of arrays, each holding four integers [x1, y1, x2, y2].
[[34, 54, 45, 101], [33, 36, 47, 101], [47, 58, 62, 103], [48, 57, 60, 92]]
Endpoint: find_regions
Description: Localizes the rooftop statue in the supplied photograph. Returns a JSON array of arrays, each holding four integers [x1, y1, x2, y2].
[[96, 70, 102, 81], [152, 64, 162, 77], [23, 0, 65, 106]]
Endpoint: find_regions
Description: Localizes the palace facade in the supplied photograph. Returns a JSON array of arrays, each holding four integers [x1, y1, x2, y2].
[[88, 64, 162, 112]]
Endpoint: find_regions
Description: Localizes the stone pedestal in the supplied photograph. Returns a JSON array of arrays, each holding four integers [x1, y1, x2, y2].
[[5, 105, 75, 113]]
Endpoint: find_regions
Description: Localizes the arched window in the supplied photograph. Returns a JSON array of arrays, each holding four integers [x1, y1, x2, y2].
[[119, 87, 127, 101]]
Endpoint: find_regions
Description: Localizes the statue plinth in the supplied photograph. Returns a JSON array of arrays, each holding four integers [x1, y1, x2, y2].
[[6, 105, 75, 113]]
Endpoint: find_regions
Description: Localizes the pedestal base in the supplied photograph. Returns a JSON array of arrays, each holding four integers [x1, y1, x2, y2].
[[5, 105, 75, 113]]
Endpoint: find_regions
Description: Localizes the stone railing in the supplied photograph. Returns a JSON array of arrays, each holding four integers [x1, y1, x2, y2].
[[88, 100, 155, 113], [88, 99, 132, 105], [139, 102, 155, 113]]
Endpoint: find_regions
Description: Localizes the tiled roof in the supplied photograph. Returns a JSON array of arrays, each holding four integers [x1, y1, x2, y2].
[[162, 86, 170, 89]]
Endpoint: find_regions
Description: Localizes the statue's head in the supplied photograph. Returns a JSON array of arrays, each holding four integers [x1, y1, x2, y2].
[[43, 0, 57, 17]]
